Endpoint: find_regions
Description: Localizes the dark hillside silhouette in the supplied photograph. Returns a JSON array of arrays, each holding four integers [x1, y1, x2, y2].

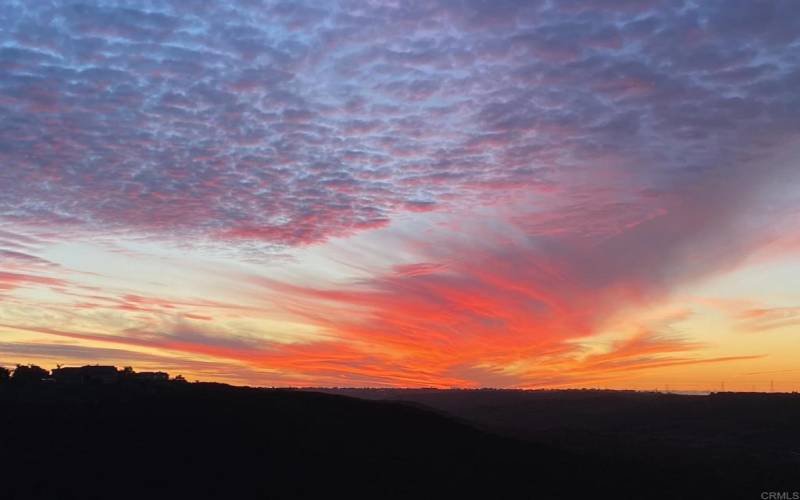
[[0, 365, 797, 499], [325, 388, 800, 497], [326, 388, 800, 453], [0, 367, 589, 500]]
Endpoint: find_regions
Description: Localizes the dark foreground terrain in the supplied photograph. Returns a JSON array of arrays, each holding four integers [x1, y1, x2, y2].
[[328, 388, 800, 496], [1, 381, 798, 499]]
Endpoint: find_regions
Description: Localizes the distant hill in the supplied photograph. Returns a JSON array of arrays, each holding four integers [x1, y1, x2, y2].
[[1, 381, 797, 499], [324, 388, 800, 497]]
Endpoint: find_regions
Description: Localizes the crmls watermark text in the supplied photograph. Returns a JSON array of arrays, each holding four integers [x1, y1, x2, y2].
[[761, 493, 800, 500]]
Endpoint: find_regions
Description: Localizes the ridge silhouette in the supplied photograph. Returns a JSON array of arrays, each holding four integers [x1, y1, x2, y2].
[[0, 364, 797, 499]]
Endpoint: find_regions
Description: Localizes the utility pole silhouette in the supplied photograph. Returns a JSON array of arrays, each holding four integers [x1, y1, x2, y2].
[[721, 381, 725, 392], [770, 380, 774, 392]]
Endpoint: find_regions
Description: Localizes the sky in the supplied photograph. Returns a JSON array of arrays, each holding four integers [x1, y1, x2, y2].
[[1, 0, 799, 390]]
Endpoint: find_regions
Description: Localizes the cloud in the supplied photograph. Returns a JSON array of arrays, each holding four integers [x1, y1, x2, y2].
[[0, 249, 56, 267], [0, 1, 797, 386], [0, 0, 797, 252], [737, 307, 800, 333], [242, 155, 790, 385], [0, 271, 65, 293]]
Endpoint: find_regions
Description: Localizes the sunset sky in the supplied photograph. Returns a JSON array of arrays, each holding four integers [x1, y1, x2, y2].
[[1, 0, 799, 390]]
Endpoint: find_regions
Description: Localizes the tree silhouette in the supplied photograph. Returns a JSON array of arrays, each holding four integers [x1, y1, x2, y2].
[[119, 366, 135, 379], [0, 366, 10, 383], [11, 364, 49, 384]]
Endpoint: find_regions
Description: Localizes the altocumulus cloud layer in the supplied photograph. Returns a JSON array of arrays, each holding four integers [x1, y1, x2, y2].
[[1, 0, 798, 246], [1, 0, 800, 386]]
